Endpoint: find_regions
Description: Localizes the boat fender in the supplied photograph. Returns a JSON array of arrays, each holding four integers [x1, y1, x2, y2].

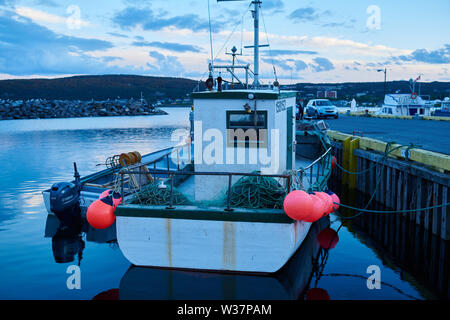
[[86, 196, 116, 229], [283, 190, 313, 221]]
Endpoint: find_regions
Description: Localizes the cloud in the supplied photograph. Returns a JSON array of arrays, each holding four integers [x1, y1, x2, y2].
[[263, 0, 284, 13], [262, 49, 318, 56], [108, 32, 129, 38], [394, 44, 450, 64], [0, 0, 15, 7], [15, 6, 89, 27], [309, 57, 334, 72], [112, 6, 215, 33], [132, 41, 202, 53], [148, 51, 184, 76], [295, 60, 308, 71], [0, 10, 136, 76], [288, 7, 331, 23]]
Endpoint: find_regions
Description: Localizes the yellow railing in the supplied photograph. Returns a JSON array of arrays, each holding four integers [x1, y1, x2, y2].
[[327, 130, 450, 174]]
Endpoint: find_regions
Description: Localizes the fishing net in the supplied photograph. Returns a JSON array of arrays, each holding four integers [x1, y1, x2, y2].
[[131, 181, 190, 206], [227, 174, 286, 209]]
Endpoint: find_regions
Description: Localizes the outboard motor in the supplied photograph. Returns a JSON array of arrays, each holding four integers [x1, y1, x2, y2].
[[50, 163, 82, 226]]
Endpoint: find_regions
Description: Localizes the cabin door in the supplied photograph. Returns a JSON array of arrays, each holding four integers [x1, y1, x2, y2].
[[286, 106, 293, 170]]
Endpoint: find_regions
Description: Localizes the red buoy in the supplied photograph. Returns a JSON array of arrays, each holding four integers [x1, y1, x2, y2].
[[330, 193, 340, 212], [331, 156, 337, 169], [87, 197, 116, 229], [317, 227, 339, 249], [304, 194, 327, 222], [306, 288, 330, 300], [283, 190, 313, 221], [314, 192, 333, 215], [99, 189, 111, 199], [99, 190, 122, 209]]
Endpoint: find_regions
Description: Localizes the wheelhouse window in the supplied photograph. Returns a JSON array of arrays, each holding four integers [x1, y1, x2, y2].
[[226, 111, 268, 148]]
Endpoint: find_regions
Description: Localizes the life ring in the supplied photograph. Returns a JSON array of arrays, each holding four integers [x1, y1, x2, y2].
[[411, 92, 418, 100]]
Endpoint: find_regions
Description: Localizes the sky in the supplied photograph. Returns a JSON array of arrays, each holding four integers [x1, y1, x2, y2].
[[0, 0, 449, 83]]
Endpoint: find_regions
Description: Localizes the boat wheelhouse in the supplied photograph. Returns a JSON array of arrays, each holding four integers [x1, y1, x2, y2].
[[375, 94, 433, 117]]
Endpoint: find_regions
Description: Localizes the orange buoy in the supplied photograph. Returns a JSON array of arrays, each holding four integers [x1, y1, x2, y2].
[[99, 189, 111, 199], [314, 192, 333, 215], [99, 190, 122, 208], [306, 288, 330, 300], [317, 227, 339, 249], [86, 197, 116, 229], [329, 192, 340, 212], [304, 194, 327, 222], [331, 156, 337, 169], [119, 153, 132, 166], [283, 190, 313, 221]]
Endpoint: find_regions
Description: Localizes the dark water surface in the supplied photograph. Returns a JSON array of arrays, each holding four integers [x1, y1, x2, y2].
[[0, 109, 442, 300]]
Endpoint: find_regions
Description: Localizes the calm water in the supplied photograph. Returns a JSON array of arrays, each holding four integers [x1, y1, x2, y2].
[[0, 108, 441, 300]]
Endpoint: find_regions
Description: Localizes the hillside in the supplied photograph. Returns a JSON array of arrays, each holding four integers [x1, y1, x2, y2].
[[0, 75, 200, 101], [0, 75, 448, 102]]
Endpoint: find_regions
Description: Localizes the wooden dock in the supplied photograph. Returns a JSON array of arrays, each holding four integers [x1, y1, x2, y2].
[[328, 130, 450, 241]]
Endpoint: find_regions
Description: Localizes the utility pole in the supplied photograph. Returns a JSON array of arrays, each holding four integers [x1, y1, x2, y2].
[[377, 68, 387, 97]]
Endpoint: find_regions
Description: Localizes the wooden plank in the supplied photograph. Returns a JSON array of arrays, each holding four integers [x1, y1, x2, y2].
[[354, 149, 450, 187], [432, 183, 441, 236], [402, 171, 408, 218], [416, 177, 423, 226], [385, 166, 391, 208], [424, 182, 432, 231], [397, 170, 402, 212], [380, 163, 385, 206], [441, 186, 449, 240]]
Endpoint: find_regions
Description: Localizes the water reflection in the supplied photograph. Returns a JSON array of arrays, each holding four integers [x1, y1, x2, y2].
[[335, 186, 448, 299], [118, 218, 329, 300], [44, 211, 331, 300]]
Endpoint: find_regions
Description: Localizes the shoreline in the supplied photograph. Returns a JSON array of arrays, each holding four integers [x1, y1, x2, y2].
[[0, 98, 169, 121]]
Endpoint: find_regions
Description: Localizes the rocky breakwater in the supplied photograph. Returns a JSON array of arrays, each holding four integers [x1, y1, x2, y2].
[[0, 98, 168, 120]]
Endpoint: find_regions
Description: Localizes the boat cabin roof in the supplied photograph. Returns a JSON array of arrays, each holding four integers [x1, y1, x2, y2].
[[192, 89, 297, 100]]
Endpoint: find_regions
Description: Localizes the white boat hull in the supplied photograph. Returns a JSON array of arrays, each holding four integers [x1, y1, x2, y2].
[[116, 216, 311, 273]]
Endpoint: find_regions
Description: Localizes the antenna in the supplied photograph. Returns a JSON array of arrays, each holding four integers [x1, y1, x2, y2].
[[226, 46, 242, 87], [217, 0, 263, 88]]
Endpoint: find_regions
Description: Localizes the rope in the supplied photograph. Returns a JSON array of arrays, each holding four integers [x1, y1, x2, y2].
[[207, 0, 214, 66], [259, 6, 277, 83], [335, 202, 450, 218], [227, 174, 286, 209], [131, 181, 190, 206]]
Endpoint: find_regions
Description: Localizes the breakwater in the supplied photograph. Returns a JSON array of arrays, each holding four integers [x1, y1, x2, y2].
[[0, 99, 167, 120]]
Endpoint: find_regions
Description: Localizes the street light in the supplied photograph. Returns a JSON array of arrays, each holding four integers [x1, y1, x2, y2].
[[377, 68, 387, 97]]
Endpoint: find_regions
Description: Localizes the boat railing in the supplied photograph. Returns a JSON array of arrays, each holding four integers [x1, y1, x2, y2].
[[117, 144, 331, 210], [294, 147, 332, 192], [119, 168, 292, 211]]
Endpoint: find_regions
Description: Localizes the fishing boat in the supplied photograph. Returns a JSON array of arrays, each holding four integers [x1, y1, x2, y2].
[[42, 0, 333, 273], [375, 75, 433, 117]]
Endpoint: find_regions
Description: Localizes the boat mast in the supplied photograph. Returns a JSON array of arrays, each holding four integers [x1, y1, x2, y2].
[[253, 0, 260, 88], [217, 0, 262, 88]]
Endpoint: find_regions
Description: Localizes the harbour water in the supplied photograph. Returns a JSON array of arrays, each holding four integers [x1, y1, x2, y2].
[[0, 108, 444, 300]]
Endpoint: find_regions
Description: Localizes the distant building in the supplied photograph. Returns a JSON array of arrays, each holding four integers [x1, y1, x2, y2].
[[317, 90, 337, 99]]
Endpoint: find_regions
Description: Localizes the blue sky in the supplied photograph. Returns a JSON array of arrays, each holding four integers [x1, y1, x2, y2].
[[0, 0, 449, 83]]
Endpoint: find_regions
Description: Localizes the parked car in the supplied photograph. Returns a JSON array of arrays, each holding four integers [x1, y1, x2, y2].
[[305, 99, 339, 119]]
